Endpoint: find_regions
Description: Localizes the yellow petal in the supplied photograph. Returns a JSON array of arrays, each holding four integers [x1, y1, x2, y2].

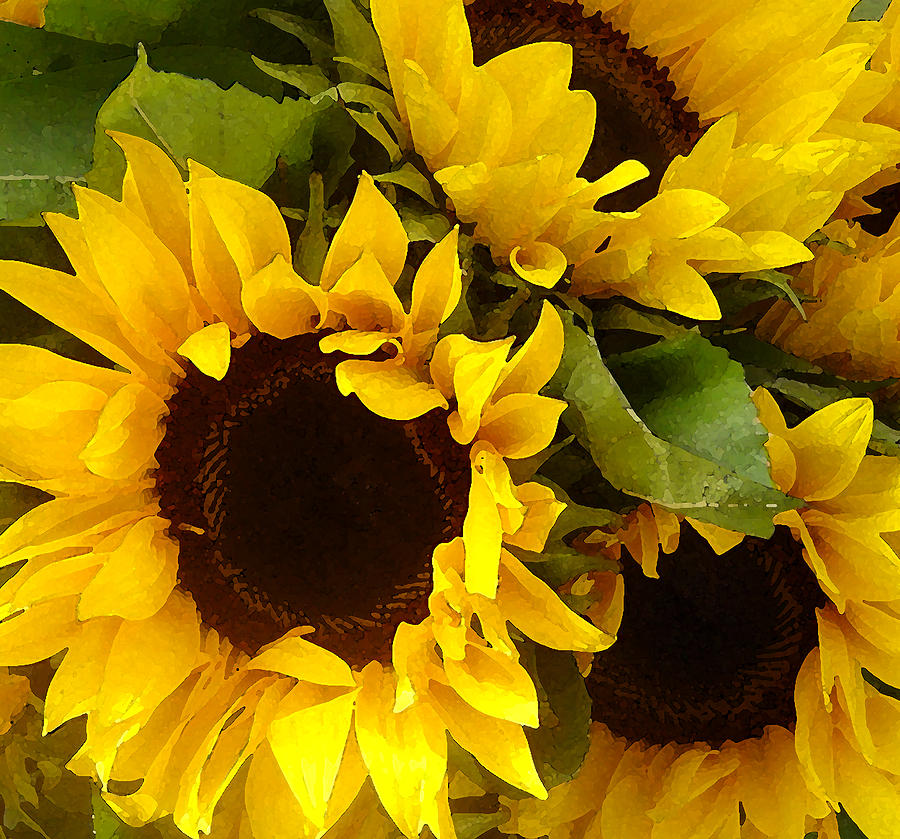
[[510, 242, 568, 288], [176, 322, 232, 380], [646, 257, 723, 320], [241, 254, 327, 340], [502, 481, 566, 553], [478, 393, 566, 459], [320, 173, 408, 291], [409, 226, 462, 334], [245, 740, 319, 839], [751, 386, 789, 435], [246, 627, 356, 687], [764, 433, 798, 494], [429, 333, 510, 401], [0, 376, 111, 494], [775, 509, 842, 604], [335, 359, 448, 420], [428, 679, 546, 800], [805, 513, 900, 604], [188, 162, 249, 334], [188, 175, 291, 284], [79, 381, 168, 480], [43, 618, 119, 734], [73, 185, 198, 349], [77, 517, 178, 622], [788, 398, 873, 501], [354, 661, 449, 839], [0, 259, 164, 377], [267, 688, 358, 827], [319, 331, 395, 357], [493, 301, 564, 400], [444, 643, 539, 727], [109, 131, 192, 279], [7, 552, 102, 613], [463, 466, 504, 598], [0, 597, 79, 666], [448, 341, 513, 445], [684, 518, 745, 555], [0, 490, 148, 570], [735, 726, 829, 837], [92, 591, 201, 730], [497, 549, 612, 651], [327, 250, 406, 332]]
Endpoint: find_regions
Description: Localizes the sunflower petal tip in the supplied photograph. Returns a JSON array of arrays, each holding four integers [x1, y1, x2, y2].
[[176, 322, 232, 380]]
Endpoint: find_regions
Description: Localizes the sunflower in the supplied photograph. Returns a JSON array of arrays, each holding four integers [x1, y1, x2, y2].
[[756, 214, 900, 381], [0, 132, 612, 839], [500, 390, 900, 838], [370, 0, 900, 319], [0, 0, 45, 26]]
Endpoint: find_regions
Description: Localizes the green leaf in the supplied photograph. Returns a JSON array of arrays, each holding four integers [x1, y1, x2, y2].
[[0, 21, 130, 81], [397, 203, 454, 243], [147, 45, 283, 98], [88, 46, 325, 194], [555, 311, 801, 536], [91, 788, 184, 839], [333, 55, 390, 88], [345, 109, 401, 162], [0, 58, 134, 223], [836, 807, 869, 839], [293, 172, 328, 283], [592, 302, 687, 339], [710, 331, 822, 381], [374, 163, 436, 205], [607, 331, 775, 487], [323, 0, 385, 83], [337, 81, 405, 143], [739, 269, 808, 320], [252, 8, 335, 68], [451, 811, 509, 839], [252, 57, 332, 96], [522, 646, 593, 789], [43, 0, 196, 46]]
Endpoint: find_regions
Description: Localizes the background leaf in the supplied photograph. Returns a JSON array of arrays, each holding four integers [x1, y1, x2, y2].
[[606, 332, 775, 487], [551, 310, 801, 536], [87, 46, 327, 193], [0, 56, 133, 222]]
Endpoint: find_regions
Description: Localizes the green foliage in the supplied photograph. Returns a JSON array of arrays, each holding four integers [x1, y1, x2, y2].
[[0, 55, 133, 222], [324, 0, 386, 83], [0, 21, 130, 81], [87, 46, 327, 194], [522, 646, 592, 789], [43, 0, 196, 45], [552, 310, 801, 536], [607, 331, 774, 487], [836, 807, 869, 839], [91, 789, 184, 839], [451, 810, 509, 839]]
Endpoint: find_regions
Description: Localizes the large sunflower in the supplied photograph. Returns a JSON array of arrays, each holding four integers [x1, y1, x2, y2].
[[501, 391, 900, 838], [370, 0, 900, 319], [0, 132, 612, 839]]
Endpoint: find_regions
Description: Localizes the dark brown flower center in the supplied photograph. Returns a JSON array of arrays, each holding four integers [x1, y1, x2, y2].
[[465, 0, 704, 211], [154, 334, 470, 666], [586, 526, 825, 747]]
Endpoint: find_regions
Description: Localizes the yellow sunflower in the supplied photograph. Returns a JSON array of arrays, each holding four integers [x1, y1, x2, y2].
[[0, 132, 612, 839], [500, 390, 900, 838], [370, 0, 900, 319], [756, 215, 900, 381], [0, 0, 45, 26]]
